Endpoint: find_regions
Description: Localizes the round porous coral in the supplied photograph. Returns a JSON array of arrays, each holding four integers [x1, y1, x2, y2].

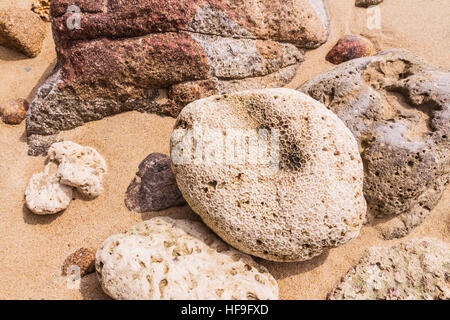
[[170, 88, 366, 262]]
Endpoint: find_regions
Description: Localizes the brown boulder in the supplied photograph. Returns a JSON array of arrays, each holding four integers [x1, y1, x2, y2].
[[62, 247, 95, 277], [0, 8, 46, 58]]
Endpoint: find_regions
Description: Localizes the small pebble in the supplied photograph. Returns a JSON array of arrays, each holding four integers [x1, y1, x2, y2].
[[62, 248, 95, 277]]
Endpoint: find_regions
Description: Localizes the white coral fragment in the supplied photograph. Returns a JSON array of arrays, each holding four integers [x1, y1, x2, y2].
[[25, 164, 73, 215], [48, 141, 107, 198]]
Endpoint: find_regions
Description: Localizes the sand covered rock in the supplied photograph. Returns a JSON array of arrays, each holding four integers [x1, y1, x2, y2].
[[62, 248, 95, 277], [0, 99, 28, 125], [25, 164, 73, 215], [170, 88, 366, 262], [95, 217, 279, 300], [26, 0, 330, 155], [326, 35, 374, 65], [0, 8, 45, 58], [299, 49, 450, 239], [125, 153, 186, 213], [329, 238, 450, 300], [48, 141, 107, 198], [355, 0, 383, 7], [32, 0, 51, 22]]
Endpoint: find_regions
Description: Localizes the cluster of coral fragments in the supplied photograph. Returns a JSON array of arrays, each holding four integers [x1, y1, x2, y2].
[[0, 0, 448, 300]]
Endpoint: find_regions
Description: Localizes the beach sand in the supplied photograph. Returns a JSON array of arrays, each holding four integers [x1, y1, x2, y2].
[[0, 0, 448, 299]]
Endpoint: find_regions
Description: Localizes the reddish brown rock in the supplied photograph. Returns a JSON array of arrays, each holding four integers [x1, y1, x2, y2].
[[27, 0, 330, 155], [0, 8, 46, 58], [0, 99, 29, 125], [125, 153, 186, 213], [326, 35, 374, 65], [62, 248, 95, 277]]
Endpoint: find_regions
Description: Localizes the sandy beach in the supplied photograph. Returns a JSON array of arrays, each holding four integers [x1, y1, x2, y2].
[[0, 0, 448, 299]]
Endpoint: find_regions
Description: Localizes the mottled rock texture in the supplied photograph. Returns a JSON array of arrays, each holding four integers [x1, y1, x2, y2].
[[355, 0, 383, 7], [62, 247, 95, 277], [0, 99, 28, 125], [328, 238, 450, 300], [96, 217, 279, 300], [26, 0, 330, 155], [32, 0, 51, 22], [299, 49, 450, 239], [326, 35, 373, 65], [170, 89, 366, 262], [0, 8, 46, 58], [125, 153, 186, 213]]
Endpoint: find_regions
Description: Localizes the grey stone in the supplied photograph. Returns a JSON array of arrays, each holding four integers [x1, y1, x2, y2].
[[299, 49, 450, 239], [125, 153, 186, 213]]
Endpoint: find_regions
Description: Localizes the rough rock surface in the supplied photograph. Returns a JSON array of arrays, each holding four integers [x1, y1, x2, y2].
[[355, 0, 383, 7], [0, 99, 28, 125], [25, 164, 73, 215], [26, 0, 330, 155], [170, 88, 366, 262], [62, 248, 95, 277], [48, 141, 107, 198], [328, 238, 450, 300], [125, 153, 186, 213], [96, 217, 279, 300], [32, 0, 51, 22], [0, 8, 46, 57], [299, 49, 450, 239], [326, 35, 373, 65]]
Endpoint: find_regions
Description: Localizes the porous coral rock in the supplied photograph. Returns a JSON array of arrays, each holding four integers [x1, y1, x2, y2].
[[170, 88, 366, 262], [96, 217, 279, 300]]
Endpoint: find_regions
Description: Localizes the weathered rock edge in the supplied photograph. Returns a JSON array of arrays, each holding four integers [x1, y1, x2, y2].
[[26, 0, 330, 155], [299, 49, 450, 239]]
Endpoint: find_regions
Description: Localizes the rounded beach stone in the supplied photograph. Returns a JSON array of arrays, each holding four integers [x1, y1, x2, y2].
[[328, 238, 450, 300], [124, 153, 186, 213], [0, 98, 28, 125], [299, 49, 450, 239], [0, 7, 46, 58], [325, 35, 374, 65], [170, 88, 366, 262], [62, 248, 96, 277], [95, 217, 279, 300]]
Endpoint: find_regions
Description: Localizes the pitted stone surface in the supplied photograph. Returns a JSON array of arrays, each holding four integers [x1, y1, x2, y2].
[[170, 88, 366, 262]]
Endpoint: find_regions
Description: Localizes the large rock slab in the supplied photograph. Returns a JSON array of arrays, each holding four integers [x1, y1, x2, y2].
[[0, 7, 46, 58], [95, 217, 279, 300], [170, 89, 366, 262], [299, 49, 450, 239], [26, 0, 330, 155], [328, 238, 450, 300]]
